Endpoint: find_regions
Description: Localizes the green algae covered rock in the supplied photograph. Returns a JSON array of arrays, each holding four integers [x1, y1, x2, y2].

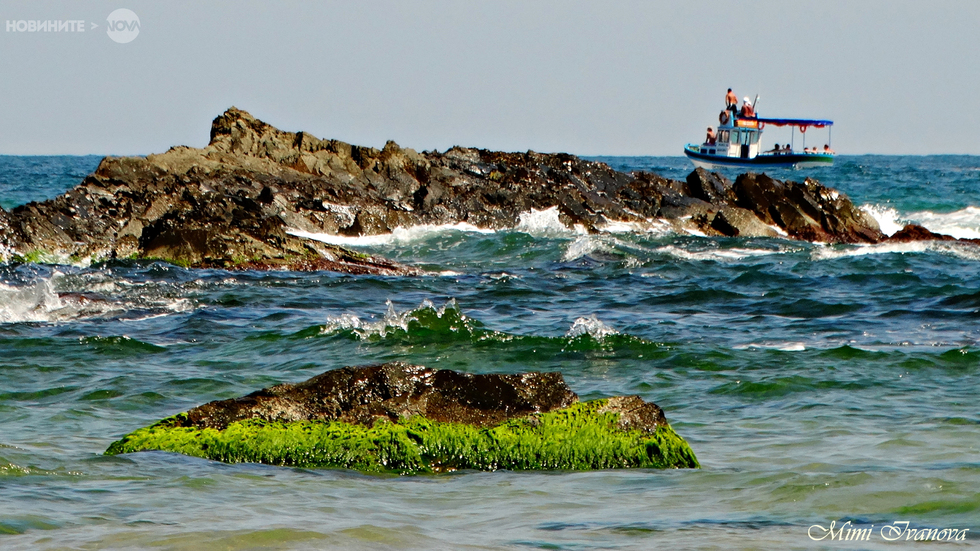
[[106, 362, 698, 473]]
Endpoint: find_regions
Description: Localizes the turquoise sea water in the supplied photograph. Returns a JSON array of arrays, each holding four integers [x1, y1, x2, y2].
[[0, 155, 978, 549]]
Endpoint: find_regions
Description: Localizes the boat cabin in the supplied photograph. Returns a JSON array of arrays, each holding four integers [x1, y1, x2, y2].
[[704, 118, 761, 159]]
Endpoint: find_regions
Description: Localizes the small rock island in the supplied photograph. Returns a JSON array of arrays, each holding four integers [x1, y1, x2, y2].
[[2, 106, 962, 274], [105, 362, 700, 473]]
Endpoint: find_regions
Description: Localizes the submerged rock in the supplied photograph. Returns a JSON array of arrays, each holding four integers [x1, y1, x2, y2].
[[105, 362, 699, 473]]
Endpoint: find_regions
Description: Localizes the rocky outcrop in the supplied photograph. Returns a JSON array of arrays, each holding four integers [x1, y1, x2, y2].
[[175, 362, 580, 431], [5, 106, 949, 273], [105, 362, 699, 473]]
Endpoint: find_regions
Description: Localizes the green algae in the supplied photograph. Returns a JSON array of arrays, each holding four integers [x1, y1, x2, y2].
[[12, 249, 53, 264], [105, 399, 699, 474]]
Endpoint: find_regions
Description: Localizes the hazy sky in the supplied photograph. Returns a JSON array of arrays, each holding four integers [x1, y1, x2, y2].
[[1, 1, 978, 156]]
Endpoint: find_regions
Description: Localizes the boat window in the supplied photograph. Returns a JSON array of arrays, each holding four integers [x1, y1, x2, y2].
[[750, 131, 759, 145], [719, 130, 729, 143], [731, 130, 740, 144], [740, 131, 751, 145]]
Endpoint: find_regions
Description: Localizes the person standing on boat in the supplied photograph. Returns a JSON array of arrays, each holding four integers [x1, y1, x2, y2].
[[705, 127, 716, 145], [726, 88, 738, 111]]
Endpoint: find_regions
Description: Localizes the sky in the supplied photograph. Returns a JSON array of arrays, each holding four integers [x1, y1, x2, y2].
[[1, 1, 978, 156]]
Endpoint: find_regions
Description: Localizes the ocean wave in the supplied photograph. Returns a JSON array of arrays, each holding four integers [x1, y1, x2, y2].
[[290, 207, 678, 248], [652, 245, 788, 262], [860, 204, 906, 237], [562, 236, 618, 262], [811, 241, 980, 261], [0, 271, 194, 324], [733, 342, 807, 352], [861, 203, 980, 240], [286, 222, 495, 247], [910, 206, 980, 240], [565, 314, 619, 339], [302, 299, 664, 354], [515, 206, 584, 237]]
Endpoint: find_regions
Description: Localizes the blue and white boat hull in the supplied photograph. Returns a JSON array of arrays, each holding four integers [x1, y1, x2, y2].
[[684, 144, 833, 170]]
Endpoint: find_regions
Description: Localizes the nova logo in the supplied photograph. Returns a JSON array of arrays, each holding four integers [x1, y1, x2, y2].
[[106, 8, 139, 43]]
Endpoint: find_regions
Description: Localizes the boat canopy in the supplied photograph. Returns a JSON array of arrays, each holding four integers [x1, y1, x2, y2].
[[755, 117, 833, 128]]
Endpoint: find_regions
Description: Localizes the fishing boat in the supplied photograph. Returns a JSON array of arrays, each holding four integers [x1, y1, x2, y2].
[[684, 111, 834, 170]]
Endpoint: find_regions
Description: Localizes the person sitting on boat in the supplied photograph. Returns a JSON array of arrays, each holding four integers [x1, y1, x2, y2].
[[823, 144, 835, 154], [785, 144, 792, 153], [705, 127, 716, 145], [740, 97, 755, 118], [766, 144, 781, 155]]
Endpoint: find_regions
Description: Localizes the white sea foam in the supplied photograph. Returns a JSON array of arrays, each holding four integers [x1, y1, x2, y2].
[[860, 204, 906, 237], [910, 206, 980, 240], [286, 223, 495, 247], [0, 272, 196, 324], [861, 203, 980, 240], [318, 298, 463, 339], [653, 245, 784, 262], [596, 220, 643, 234], [734, 342, 807, 351], [515, 207, 583, 237], [562, 236, 612, 262], [811, 240, 980, 261], [566, 314, 619, 340], [0, 275, 66, 323]]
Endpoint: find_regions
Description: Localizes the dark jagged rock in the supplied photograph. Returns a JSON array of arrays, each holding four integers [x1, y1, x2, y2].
[[105, 362, 699, 473], [731, 172, 884, 243], [887, 224, 958, 242], [1, 107, 941, 272]]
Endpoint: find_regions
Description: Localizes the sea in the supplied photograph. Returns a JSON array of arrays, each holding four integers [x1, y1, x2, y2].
[[0, 155, 978, 550]]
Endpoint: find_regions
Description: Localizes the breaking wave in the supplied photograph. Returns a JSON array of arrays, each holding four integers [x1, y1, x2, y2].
[[0, 270, 195, 324], [515, 206, 583, 237], [286, 222, 495, 247], [860, 204, 906, 237], [810, 240, 980, 261], [861, 203, 980, 240], [299, 299, 665, 354], [910, 206, 980, 240]]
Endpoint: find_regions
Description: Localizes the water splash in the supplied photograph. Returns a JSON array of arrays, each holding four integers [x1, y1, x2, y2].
[[562, 236, 613, 262], [318, 298, 480, 341], [0, 270, 195, 324], [859, 204, 906, 237], [309, 300, 660, 355], [515, 207, 583, 237], [565, 314, 619, 340], [0, 273, 66, 323]]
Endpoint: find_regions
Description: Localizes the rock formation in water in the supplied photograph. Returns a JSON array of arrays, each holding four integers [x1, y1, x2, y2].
[[105, 361, 700, 473], [0, 107, 964, 272]]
